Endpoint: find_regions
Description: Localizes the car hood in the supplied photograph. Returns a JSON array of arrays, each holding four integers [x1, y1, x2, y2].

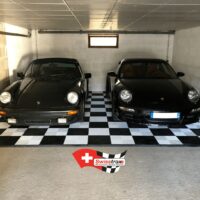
[[14, 77, 80, 109], [120, 78, 191, 110]]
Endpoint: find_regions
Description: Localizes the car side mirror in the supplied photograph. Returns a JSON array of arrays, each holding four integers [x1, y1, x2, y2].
[[108, 72, 116, 77], [177, 72, 185, 77], [17, 72, 25, 79], [85, 73, 91, 79]]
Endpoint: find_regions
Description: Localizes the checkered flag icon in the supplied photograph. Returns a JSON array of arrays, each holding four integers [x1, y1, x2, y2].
[[96, 150, 127, 173]]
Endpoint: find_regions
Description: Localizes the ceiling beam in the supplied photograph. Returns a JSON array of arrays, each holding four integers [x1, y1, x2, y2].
[[38, 29, 175, 34]]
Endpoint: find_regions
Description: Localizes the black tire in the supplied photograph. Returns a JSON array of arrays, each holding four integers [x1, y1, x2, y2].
[[111, 92, 120, 121], [80, 97, 85, 121], [111, 93, 115, 115]]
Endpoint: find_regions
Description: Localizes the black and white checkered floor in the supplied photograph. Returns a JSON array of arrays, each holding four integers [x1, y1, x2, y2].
[[0, 92, 200, 146]]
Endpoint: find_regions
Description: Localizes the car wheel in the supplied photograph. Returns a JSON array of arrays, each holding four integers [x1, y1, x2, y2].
[[80, 99, 85, 121], [111, 94, 115, 114], [111, 92, 120, 121]]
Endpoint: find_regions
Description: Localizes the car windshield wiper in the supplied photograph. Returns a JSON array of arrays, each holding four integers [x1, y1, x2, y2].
[[122, 77, 172, 79], [49, 73, 66, 77], [38, 74, 67, 80], [49, 74, 78, 80]]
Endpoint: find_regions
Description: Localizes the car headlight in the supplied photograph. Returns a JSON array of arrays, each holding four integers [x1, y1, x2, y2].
[[0, 92, 11, 104], [188, 89, 200, 103], [120, 90, 132, 103], [67, 92, 79, 104]]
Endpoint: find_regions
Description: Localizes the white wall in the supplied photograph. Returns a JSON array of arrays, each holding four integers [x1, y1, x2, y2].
[[173, 26, 200, 91], [34, 33, 174, 91], [5, 24, 33, 83]]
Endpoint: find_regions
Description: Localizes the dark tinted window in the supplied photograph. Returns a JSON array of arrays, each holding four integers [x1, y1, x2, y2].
[[25, 61, 81, 79], [119, 61, 177, 79]]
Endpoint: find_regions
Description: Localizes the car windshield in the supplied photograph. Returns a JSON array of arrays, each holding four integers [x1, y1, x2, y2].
[[25, 61, 82, 79], [119, 61, 177, 79]]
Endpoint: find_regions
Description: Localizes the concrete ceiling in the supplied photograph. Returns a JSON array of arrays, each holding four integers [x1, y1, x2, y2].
[[0, 0, 200, 31]]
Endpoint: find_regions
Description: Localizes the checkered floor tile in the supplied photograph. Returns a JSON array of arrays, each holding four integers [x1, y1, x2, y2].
[[0, 91, 200, 146]]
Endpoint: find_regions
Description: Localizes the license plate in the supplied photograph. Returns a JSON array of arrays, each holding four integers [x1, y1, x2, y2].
[[150, 112, 180, 119], [58, 118, 67, 124]]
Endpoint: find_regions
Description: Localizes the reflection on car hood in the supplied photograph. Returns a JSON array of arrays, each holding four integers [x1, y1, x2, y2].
[[14, 77, 80, 109], [120, 78, 191, 110]]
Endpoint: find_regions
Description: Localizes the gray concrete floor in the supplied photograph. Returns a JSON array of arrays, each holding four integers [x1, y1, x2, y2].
[[0, 147, 200, 200]]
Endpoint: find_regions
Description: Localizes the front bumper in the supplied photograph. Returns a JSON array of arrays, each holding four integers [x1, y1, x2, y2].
[[0, 108, 83, 125], [114, 106, 200, 125]]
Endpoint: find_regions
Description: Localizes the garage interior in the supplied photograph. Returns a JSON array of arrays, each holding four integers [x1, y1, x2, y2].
[[0, 0, 200, 199]]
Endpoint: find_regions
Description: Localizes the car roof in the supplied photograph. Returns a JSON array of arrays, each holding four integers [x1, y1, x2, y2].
[[121, 58, 167, 63], [32, 58, 78, 64]]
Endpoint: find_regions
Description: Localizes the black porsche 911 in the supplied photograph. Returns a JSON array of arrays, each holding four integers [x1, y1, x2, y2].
[[0, 58, 91, 125], [107, 58, 200, 125]]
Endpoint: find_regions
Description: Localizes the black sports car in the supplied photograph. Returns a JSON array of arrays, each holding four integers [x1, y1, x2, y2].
[[107, 58, 200, 125], [0, 58, 91, 125]]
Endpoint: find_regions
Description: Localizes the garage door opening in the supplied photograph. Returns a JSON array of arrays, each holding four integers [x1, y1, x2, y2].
[[0, 23, 9, 91]]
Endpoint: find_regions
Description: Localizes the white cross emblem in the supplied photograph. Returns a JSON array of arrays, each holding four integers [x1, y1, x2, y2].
[[81, 153, 93, 163]]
